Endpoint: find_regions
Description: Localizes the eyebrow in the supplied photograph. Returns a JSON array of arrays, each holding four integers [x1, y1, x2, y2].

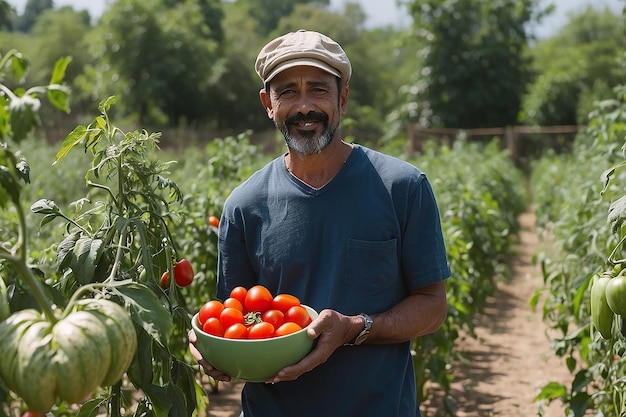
[[273, 79, 334, 91]]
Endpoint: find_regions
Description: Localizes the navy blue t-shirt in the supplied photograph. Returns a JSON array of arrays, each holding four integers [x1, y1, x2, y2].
[[216, 144, 451, 417]]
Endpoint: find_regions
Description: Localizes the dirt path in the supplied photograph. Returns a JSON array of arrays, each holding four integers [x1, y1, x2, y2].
[[203, 209, 573, 417]]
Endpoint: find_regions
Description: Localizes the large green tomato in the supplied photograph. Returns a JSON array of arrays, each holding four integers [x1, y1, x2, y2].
[[591, 275, 615, 339], [0, 299, 137, 412], [606, 275, 626, 316]]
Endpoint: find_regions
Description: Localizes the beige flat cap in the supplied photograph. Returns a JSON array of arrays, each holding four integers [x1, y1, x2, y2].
[[255, 30, 352, 85]]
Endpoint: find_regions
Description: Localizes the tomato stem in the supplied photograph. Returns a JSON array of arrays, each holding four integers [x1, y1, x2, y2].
[[1, 192, 59, 323]]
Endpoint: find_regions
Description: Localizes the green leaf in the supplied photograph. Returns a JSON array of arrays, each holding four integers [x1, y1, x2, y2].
[[0, 165, 21, 207], [54, 124, 88, 164], [8, 93, 41, 142], [9, 50, 28, 82], [49, 56, 72, 85], [55, 230, 81, 270], [533, 381, 567, 401], [116, 282, 174, 345], [74, 398, 106, 417], [608, 194, 626, 232], [15, 159, 30, 184], [46, 84, 71, 113], [30, 198, 60, 215], [69, 237, 103, 284]]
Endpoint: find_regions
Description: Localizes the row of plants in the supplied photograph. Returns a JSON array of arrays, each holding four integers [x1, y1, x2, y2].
[[403, 139, 529, 414], [530, 85, 626, 416], [0, 50, 530, 416]]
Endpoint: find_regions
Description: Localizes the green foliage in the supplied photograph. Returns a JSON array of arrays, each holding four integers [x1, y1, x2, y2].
[[87, 0, 223, 126], [236, 0, 329, 36], [403, 0, 538, 129], [531, 86, 626, 415], [521, 7, 625, 126], [378, 137, 529, 409], [13, 0, 52, 32]]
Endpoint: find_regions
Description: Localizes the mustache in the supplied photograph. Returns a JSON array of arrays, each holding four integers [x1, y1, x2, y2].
[[284, 111, 329, 127]]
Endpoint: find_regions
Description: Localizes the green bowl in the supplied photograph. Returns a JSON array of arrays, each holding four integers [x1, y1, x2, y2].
[[191, 305, 318, 382]]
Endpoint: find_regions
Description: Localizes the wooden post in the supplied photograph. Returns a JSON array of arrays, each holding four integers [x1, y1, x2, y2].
[[505, 126, 518, 167]]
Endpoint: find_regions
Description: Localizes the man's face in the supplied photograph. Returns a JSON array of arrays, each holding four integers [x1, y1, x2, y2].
[[261, 66, 348, 156]]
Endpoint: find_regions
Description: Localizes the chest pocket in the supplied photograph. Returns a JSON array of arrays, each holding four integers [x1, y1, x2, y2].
[[344, 238, 399, 295]]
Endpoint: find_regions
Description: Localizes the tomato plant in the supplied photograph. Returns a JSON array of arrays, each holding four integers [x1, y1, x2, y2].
[[0, 56, 203, 416]]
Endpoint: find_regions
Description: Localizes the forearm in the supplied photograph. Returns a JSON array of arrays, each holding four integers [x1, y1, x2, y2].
[[349, 280, 448, 345]]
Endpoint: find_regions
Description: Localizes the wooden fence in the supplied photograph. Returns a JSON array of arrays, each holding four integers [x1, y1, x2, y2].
[[407, 124, 584, 166]]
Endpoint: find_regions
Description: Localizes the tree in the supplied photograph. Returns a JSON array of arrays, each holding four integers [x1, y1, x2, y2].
[[521, 6, 625, 125], [0, 0, 15, 30], [89, 0, 224, 126], [402, 0, 542, 129], [236, 0, 329, 36], [14, 0, 52, 32]]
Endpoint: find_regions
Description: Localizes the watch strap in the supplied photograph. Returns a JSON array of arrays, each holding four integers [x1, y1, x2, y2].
[[345, 313, 373, 346]]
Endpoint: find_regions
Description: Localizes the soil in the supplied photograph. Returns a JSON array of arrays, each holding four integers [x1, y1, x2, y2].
[[201, 209, 573, 417]]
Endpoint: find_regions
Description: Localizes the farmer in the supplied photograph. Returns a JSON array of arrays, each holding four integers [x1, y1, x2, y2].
[[189, 29, 450, 417]]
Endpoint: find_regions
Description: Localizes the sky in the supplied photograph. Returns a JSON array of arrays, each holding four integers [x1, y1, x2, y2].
[[6, 0, 625, 38]]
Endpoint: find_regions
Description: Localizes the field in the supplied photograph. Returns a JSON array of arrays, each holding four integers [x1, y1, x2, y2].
[[1, 65, 626, 417]]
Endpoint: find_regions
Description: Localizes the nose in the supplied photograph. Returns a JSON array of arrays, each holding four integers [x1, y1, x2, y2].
[[294, 92, 316, 114]]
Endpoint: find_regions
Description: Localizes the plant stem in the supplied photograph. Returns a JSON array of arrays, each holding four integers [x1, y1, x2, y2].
[[11, 189, 58, 323]]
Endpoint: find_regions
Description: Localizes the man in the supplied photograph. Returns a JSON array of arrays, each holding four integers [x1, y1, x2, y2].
[[190, 29, 450, 417]]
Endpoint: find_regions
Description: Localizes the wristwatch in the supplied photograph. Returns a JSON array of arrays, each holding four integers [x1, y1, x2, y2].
[[346, 313, 373, 346]]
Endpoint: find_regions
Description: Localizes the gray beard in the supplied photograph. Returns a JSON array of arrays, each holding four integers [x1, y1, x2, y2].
[[280, 123, 338, 156]]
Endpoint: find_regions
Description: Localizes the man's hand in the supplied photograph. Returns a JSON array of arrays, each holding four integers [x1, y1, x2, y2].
[[188, 329, 232, 382], [265, 309, 362, 384]]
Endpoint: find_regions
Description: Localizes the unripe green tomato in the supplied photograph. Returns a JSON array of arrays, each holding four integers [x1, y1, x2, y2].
[[591, 275, 614, 339], [0, 299, 137, 413], [0, 277, 9, 321], [606, 275, 626, 316]]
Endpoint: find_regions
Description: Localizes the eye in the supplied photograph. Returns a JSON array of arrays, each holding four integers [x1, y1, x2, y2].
[[278, 89, 296, 97]]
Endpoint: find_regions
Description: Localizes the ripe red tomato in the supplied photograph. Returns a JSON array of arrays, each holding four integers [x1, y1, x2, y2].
[[248, 321, 275, 339], [209, 215, 220, 228], [244, 285, 273, 313], [220, 307, 244, 328], [174, 258, 194, 287], [275, 322, 302, 337], [272, 293, 301, 313], [262, 309, 285, 328], [223, 323, 248, 339], [285, 305, 312, 328], [160, 271, 170, 289], [22, 412, 43, 417], [230, 286, 248, 305], [202, 317, 225, 337], [198, 300, 224, 326], [223, 297, 244, 312]]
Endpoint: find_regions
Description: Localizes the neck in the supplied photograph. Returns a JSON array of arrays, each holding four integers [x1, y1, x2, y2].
[[285, 140, 353, 188]]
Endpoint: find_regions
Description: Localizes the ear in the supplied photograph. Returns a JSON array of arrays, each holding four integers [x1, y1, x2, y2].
[[340, 84, 349, 115], [259, 88, 274, 119]]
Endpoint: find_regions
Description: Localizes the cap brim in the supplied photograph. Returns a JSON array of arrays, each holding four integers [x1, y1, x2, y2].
[[264, 58, 341, 84]]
